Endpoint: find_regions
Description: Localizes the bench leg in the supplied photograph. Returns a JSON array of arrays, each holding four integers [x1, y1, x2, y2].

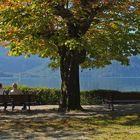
[[111, 103, 114, 111], [28, 105, 30, 111], [12, 104, 15, 112], [108, 103, 111, 109], [22, 103, 27, 110], [4, 103, 7, 111]]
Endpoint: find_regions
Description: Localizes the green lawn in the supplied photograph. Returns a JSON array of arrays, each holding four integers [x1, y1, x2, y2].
[[0, 106, 140, 140]]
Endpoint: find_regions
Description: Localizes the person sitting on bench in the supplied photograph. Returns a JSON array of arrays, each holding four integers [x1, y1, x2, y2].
[[9, 83, 22, 95], [9, 83, 27, 110]]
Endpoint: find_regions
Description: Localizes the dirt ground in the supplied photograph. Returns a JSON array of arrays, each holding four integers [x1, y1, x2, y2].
[[0, 104, 140, 140]]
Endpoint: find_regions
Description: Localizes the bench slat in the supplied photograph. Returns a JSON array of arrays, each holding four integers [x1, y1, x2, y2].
[[0, 94, 36, 111]]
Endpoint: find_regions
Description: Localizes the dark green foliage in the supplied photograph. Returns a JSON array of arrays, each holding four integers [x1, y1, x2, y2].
[[80, 90, 102, 105], [5, 86, 61, 104], [35, 88, 61, 105], [4, 87, 140, 105], [4, 87, 106, 104]]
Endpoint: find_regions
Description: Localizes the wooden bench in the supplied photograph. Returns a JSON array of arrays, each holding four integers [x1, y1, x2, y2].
[[0, 95, 7, 109], [0, 94, 36, 111], [100, 92, 140, 111]]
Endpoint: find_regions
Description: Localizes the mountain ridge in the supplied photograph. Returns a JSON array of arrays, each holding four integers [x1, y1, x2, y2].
[[1, 48, 140, 78]]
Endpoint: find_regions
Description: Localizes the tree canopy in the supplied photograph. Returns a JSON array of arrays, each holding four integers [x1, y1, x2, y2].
[[0, 0, 139, 68]]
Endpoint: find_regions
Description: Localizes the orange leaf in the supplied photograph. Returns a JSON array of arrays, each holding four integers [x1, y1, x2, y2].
[[103, 0, 109, 4], [74, 0, 80, 5]]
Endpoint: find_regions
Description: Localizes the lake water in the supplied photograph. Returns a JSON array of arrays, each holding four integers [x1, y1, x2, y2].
[[1, 76, 140, 91], [80, 77, 140, 91]]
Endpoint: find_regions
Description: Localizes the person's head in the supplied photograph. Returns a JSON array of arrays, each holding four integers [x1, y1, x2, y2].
[[12, 83, 17, 89], [0, 83, 3, 89]]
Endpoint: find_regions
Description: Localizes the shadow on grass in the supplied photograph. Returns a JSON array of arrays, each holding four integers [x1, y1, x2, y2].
[[0, 105, 140, 139], [0, 115, 98, 139]]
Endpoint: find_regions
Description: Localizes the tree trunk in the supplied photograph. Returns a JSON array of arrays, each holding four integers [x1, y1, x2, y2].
[[58, 50, 83, 111]]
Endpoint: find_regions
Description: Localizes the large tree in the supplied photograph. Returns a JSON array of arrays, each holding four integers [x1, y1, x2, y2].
[[0, 0, 140, 111]]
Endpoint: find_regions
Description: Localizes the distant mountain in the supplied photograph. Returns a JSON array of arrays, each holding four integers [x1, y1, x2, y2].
[[1, 47, 140, 79], [21, 62, 60, 78], [21, 55, 140, 81], [0, 71, 13, 77], [0, 48, 48, 73], [90, 56, 140, 78]]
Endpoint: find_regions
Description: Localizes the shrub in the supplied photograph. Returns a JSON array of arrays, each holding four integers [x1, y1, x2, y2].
[[5, 86, 135, 105]]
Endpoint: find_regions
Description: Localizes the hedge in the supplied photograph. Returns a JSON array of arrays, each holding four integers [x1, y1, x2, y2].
[[4, 86, 139, 105]]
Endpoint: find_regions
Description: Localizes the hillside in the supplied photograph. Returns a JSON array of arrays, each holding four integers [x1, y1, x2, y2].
[[1, 47, 140, 79], [88, 56, 140, 78], [24, 56, 140, 78], [0, 48, 48, 74]]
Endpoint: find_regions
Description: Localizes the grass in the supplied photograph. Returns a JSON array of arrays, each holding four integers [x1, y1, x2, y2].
[[0, 106, 140, 140]]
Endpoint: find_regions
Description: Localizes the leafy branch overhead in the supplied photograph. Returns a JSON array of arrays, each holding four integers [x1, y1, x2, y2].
[[0, 0, 140, 67]]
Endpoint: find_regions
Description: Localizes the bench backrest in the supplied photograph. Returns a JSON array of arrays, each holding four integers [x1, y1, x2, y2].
[[0, 95, 7, 102], [103, 93, 140, 100], [8, 95, 30, 103], [0, 94, 36, 103]]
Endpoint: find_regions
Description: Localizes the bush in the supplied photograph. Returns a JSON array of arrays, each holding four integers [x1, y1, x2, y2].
[[5, 86, 61, 105], [5, 86, 133, 105], [80, 90, 102, 105]]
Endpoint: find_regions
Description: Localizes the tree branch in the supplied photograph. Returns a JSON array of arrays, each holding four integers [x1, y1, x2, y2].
[[78, 3, 113, 36], [54, 4, 73, 20]]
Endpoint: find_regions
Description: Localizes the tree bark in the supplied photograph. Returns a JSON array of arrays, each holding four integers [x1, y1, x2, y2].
[[58, 49, 83, 111]]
